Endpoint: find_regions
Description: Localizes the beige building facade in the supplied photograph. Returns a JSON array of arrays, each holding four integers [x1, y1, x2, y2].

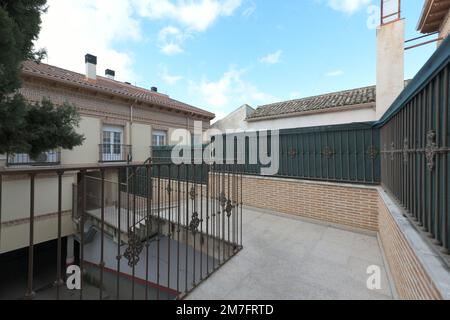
[[0, 55, 215, 254]]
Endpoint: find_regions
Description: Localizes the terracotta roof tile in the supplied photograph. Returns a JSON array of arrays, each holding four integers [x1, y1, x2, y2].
[[21, 60, 215, 119], [247, 85, 376, 121]]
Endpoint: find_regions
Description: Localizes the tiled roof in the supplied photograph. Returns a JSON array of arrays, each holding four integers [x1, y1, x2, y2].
[[21, 61, 215, 119], [247, 85, 376, 121]]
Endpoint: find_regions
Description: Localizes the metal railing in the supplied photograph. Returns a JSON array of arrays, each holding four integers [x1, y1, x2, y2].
[[99, 144, 132, 163], [152, 125, 381, 185], [0, 162, 243, 300], [6, 150, 61, 166], [377, 36, 450, 255]]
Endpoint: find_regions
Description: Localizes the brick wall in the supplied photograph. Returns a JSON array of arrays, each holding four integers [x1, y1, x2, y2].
[[225, 174, 447, 299], [237, 175, 379, 231], [378, 195, 443, 300]]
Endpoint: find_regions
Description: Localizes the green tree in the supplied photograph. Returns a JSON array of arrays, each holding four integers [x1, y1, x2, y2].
[[0, 0, 84, 159]]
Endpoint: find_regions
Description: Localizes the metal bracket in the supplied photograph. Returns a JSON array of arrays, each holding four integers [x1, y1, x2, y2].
[[403, 138, 409, 163], [189, 212, 202, 234], [425, 130, 437, 171], [123, 232, 144, 267], [288, 148, 297, 159], [367, 145, 379, 160], [321, 146, 335, 159]]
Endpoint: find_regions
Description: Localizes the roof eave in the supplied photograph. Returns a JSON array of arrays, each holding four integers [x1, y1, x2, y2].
[[417, 0, 434, 32], [21, 69, 215, 120], [246, 102, 375, 122]]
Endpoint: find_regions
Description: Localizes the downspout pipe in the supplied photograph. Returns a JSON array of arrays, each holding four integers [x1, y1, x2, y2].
[[128, 99, 138, 163]]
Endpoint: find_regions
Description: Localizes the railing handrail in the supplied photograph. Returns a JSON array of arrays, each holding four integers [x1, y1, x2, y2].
[[0, 162, 149, 176]]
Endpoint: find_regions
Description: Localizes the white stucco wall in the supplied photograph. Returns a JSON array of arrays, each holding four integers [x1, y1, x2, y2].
[[61, 116, 101, 165], [1, 176, 74, 222], [0, 175, 76, 253], [245, 107, 376, 131], [212, 105, 254, 132], [376, 19, 405, 119], [131, 123, 152, 162], [0, 214, 75, 254]]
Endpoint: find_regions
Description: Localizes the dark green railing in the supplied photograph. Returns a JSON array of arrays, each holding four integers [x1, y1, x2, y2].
[[221, 123, 380, 184], [123, 146, 209, 197], [376, 36, 450, 254], [150, 124, 381, 185]]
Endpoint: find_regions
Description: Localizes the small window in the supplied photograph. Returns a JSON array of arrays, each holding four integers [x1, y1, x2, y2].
[[152, 130, 167, 146]]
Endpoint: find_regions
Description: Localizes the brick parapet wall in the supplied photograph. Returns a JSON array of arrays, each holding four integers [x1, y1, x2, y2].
[[226, 174, 449, 300], [378, 191, 447, 300], [238, 175, 379, 231]]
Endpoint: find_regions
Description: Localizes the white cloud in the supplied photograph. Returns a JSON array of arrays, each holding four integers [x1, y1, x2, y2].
[[259, 50, 283, 65], [190, 67, 276, 110], [36, 0, 141, 82], [133, 0, 242, 32], [158, 26, 189, 55], [36, 0, 243, 78], [325, 69, 344, 77], [326, 0, 372, 14], [161, 43, 184, 55], [159, 65, 183, 85], [242, 1, 257, 17]]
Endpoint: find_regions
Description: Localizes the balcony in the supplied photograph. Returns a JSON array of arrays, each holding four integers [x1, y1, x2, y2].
[[99, 144, 132, 163], [0, 162, 243, 300], [6, 151, 60, 167]]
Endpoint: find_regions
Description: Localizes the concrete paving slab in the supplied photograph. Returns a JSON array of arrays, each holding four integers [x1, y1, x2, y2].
[[187, 208, 393, 300]]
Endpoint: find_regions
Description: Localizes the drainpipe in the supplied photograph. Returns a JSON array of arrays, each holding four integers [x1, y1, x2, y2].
[[129, 99, 137, 163]]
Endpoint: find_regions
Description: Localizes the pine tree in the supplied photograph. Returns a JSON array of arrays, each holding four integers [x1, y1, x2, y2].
[[0, 0, 84, 159]]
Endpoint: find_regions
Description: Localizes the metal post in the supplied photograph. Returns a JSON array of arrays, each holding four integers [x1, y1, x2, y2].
[[25, 174, 36, 299]]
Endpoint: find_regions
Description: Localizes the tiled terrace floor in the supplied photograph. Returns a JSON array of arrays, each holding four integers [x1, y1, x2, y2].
[[187, 208, 393, 300]]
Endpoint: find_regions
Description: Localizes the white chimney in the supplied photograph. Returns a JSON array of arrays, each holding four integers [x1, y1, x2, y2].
[[105, 69, 115, 80], [85, 54, 97, 80], [376, 2, 405, 119]]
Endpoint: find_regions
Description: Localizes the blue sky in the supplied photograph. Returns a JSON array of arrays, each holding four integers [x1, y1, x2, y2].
[[36, 0, 435, 121]]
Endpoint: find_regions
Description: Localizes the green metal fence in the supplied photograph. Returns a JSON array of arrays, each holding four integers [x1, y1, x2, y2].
[[222, 123, 380, 184], [151, 123, 381, 185], [376, 35, 450, 254]]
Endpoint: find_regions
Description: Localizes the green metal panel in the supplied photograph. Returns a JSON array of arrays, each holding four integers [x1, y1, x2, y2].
[[149, 124, 381, 185]]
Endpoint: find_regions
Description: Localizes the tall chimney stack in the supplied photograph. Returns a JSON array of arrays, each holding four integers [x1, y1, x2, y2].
[[85, 54, 97, 80], [376, 1, 405, 119], [105, 69, 115, 80]]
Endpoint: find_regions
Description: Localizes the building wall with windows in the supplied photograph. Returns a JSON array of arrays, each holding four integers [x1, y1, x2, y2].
[[0, 60, 214, 254]]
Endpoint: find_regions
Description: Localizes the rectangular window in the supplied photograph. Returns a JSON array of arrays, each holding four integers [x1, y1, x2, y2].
[[102, 125, 124, 162], [7, 150, 60, 166], [152, 130, 167, 147]]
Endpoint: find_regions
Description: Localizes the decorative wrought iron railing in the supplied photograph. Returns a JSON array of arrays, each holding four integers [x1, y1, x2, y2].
[[0, 162, 243, 300], [99, 144, 132, 163], [6, 150, 61, 166], [376, 36, 450, 255]]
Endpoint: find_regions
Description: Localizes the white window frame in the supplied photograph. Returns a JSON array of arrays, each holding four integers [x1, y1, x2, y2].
[[102, 125, 124, 162], [152, 130, 168, 147]]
